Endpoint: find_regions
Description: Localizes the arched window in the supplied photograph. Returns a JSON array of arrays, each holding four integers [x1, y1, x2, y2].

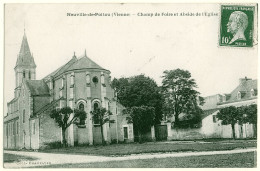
[[29, 71, 31, 79], [70, 73, 74, 86], [93, 102, 100, 125], [79, 103, 84, 111], [86, 74, 90, 84], [61, 76, 65, 88], [101, 72, 105, 84], [77, 103, 86, 126], [94, 102, 99, 111], [23, 71, 26, 78]]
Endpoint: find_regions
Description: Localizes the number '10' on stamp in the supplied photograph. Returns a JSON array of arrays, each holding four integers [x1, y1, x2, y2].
[[219, 5, 255, 47]]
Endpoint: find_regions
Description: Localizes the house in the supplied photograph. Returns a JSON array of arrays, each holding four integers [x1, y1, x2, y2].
[[201, 77, 257, 139], [167, 77, 257, 140], [4, 32, 134, 150]]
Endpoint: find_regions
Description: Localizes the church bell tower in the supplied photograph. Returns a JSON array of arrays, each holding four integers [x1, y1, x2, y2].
[[14, 31, 36, 97]]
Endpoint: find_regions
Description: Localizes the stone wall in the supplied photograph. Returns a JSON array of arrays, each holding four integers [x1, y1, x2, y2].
[[30, 118, 39, 149], [4, 117, 19, 149], [39, 110, 61, 149], [167, 122, 256, 140], [92, 126, 102, 144], [18, 86, 33, 149], [78, 127, 89, 145]]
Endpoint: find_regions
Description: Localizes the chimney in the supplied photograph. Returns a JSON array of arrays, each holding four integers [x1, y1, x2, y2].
[[239, 77, 252, 84]]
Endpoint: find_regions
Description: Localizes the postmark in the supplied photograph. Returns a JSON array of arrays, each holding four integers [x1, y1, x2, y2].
[[219, 5, 255, 47]]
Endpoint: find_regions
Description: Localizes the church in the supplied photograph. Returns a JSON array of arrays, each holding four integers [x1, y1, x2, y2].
[[4, 32, 134, 149]]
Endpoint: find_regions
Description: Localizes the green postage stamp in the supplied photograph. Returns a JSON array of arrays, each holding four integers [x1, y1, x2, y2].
[[219, 5, 255, 47]]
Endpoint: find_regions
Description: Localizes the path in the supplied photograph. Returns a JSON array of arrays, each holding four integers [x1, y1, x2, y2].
[[4, 148, 256, 168]]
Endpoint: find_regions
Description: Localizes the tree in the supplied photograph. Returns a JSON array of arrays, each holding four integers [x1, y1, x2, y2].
[[50, 106, 86, 147], [178, 105, 203, 128], [91, 107, 111, 145], [111, 77, 130, 106], [112, 75, 163, 124], [161, 69, 204, 128], [216, 106, 239, 139], [238, 104, 257, 137], [217, 104, 257, 139], [241, 104, 257, 125], [124, 106, 155, 143]]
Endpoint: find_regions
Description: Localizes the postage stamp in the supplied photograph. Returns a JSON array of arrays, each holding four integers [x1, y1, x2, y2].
[[219, 5, 255, 47]]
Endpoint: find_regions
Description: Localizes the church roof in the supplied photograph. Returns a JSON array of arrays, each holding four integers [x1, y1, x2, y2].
[[45, 56, 78, 79], [33, 98, 60, 116], [43, 52, 109, 79], [66, 55, 107, 72], [15, 32, 36, 69], [25, 80, 50, 96]]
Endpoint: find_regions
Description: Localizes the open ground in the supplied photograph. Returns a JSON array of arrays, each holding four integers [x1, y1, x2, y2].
[[4, 139, 257, 168]]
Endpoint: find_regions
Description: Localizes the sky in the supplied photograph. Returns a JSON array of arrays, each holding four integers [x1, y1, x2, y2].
[[4, 3, 258, 114]]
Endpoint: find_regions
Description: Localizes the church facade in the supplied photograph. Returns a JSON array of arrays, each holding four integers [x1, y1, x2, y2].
[[4, 33, 134, 149]]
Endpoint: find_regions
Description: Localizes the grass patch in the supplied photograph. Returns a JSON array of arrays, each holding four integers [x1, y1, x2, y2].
[[35, 151, 257, 168], [196, 138, 257, 142], [4, 153, 37, 163], [40, 140, 256, 156]]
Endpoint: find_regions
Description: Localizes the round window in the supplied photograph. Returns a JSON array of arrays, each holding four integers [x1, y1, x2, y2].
[[92, 76, 98, 84]]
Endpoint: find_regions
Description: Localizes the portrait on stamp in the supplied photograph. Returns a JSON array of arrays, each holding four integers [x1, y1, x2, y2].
[[220, 5, 255, 47], [227, 11, 248, 44]]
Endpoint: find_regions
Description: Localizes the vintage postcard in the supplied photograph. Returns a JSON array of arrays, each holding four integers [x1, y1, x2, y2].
[[2, 3, 258, 168]]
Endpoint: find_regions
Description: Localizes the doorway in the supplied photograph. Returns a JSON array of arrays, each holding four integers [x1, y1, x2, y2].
[[123, 126, 128, 140]]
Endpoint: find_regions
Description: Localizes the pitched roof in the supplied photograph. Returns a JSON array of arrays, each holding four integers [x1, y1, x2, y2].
[[34, 99, 58, 115], [43, 56, 77, 79], [202, 79, 257, 109], [43, 54, 109, 80], [223, 79, 257, 103], [66, 55, 107, 72], [43, 65, 63, 80], [52, 56, 78, 77], [33, 98, 61, 116], [25, 80, 50, 96], [15, 33, 36, 68]]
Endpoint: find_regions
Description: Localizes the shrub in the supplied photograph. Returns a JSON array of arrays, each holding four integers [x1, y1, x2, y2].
[[43, 141, 62, 149]]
